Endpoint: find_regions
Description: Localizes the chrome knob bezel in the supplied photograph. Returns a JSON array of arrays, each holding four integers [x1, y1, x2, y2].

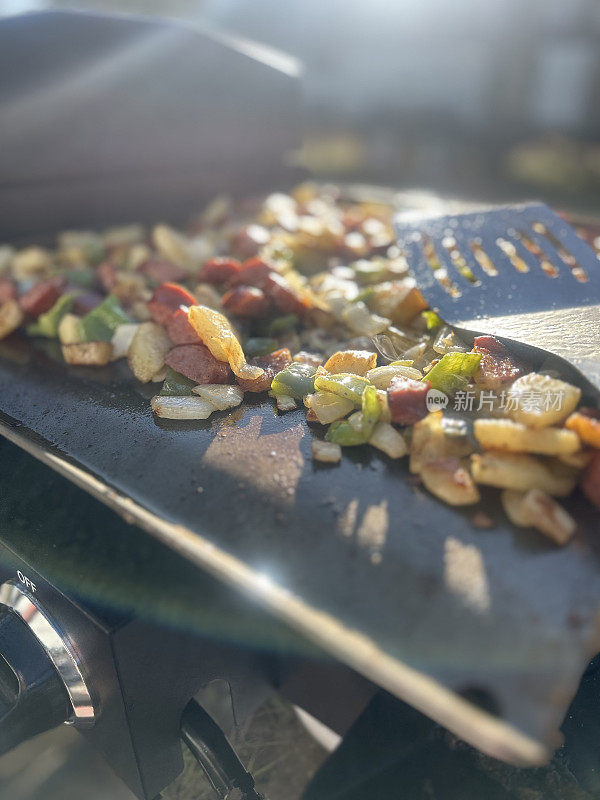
[[0, 582, 94, 725]]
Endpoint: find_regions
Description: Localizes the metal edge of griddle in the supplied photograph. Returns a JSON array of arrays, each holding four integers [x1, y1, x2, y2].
[[0, 418, 550, 768]]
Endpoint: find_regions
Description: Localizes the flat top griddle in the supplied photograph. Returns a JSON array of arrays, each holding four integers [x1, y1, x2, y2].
[[0, 333, 599, 766]]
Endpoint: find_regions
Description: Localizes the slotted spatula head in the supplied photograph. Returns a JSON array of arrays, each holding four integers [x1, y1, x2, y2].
[[394, 203, 600, 392]]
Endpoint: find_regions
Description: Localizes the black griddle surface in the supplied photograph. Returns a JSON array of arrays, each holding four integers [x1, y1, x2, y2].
[[1, 335, 599, 756]]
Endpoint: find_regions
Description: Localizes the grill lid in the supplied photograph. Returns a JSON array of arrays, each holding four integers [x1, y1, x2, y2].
[[0, 10, 303, 239]]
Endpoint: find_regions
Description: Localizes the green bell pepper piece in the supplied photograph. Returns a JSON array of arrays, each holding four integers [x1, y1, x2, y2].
[[314, 373, 370, 406], [80, 294, 130, 342], [271, 362, 317, 399], [421, 310, 443, 332], [390, 359, 414, 367], [159, 367, 198, 396], [326, 417, 367, 446], [361, 384, 380, 438], [423, 352, 483, 394], [244, 337, 278, 358], [26, 293, 74, 338], [268, 314, 298, 336], [65, 267, 96, 288]]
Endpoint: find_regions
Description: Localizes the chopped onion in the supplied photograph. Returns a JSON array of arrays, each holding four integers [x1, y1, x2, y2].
[[309, 391, 354, 424], [341, 302, 390, 337], [311, 439, 342, 463], [432, 326, 468, 355], [111, 323, 140, 360], [369, 421, 407, 459], [366, 365, 422, 389], [193, 384, 244, 410], [188, 304, 263, 381], [275, 394, 297, 412], [151, 395, 216, 419]]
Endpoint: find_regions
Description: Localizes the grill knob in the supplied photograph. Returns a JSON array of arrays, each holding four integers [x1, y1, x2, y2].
[[0, 582, 94, 754]]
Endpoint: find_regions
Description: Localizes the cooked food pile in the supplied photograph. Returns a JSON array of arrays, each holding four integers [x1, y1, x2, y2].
[[0, 184, 598, 544]]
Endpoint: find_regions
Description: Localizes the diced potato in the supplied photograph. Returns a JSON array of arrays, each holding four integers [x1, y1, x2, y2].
[[323, 349, 377, 376], [471, 451, 577, 497], [311, 439, 342, 463], [275, 394, 297, 412], [565, 411, 600, 449], [371, 280, 428, 324], [150, 395, 215, 419], [501, 489, 532, 527], [501, 489, 576, 545], [309, 391, 355, 424], [151, 366, 168, 382], [62, 341, 113, 366], [369, 421, 407, 459], [474, 418, 581, 456], [409, 411, 446, 474], [110, 323, 139, 359], [193, 384, 244, 410], [188, 305, 263, 381], [421, 457, 480, 506], [366, 364, 422, 389], [127, 321, 171, 383], [506, 373, 581, 428], [0, 299, 24, 339], [58, 313, 84, 345]]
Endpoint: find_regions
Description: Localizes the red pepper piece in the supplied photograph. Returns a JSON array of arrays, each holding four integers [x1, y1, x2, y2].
[[72, 290, 104, 315]]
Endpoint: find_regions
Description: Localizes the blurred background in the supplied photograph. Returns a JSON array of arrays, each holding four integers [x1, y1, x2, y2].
[[2, 0, 600, 211]]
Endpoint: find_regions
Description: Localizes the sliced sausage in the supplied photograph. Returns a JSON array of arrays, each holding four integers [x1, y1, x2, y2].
[[166, 308, 202, 345], [199, 257, 241, 285], [147, 282, 197, 326], [473, 335, 530, 390], [388, 377, 431, 425], [237, 348, 292, 393], [165, 344, 231, 385], [264, 272, 310, 315], [228, 257, 272, 289], [97, 261, 118, 292], [230, 225, 270, 259], [0, 279, 17, 304], [473, 335, 507, 355], [582, 451, 600, 509], [221, 286, 271, 318], [19, 276, 65, 319]]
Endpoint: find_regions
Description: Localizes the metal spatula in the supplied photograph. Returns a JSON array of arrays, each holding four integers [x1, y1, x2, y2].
[[394, 203, 600, 393]]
